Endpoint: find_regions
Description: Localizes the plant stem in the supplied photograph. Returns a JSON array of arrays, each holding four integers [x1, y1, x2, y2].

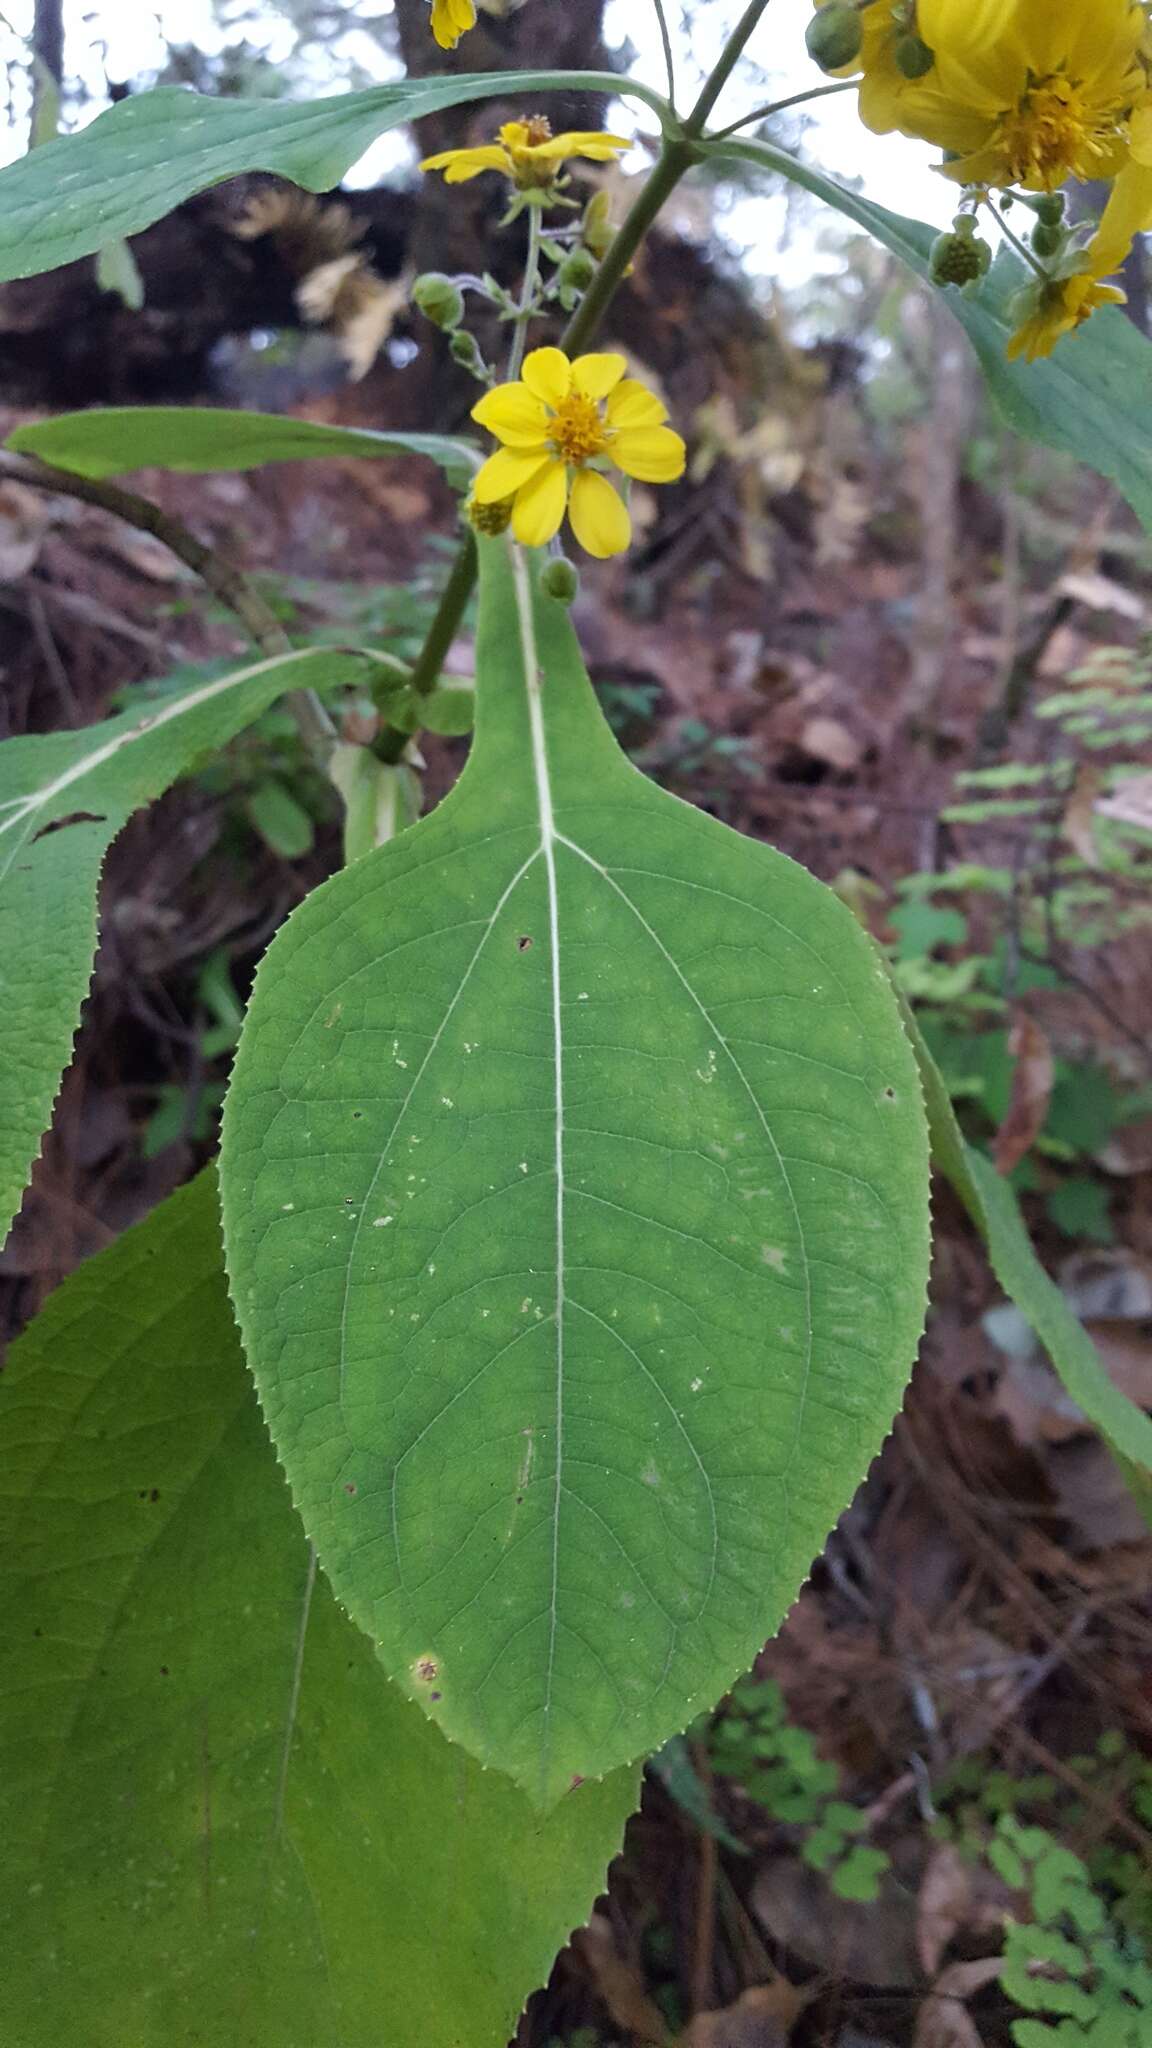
[[651, 0, 677, 108], [708, 78, 854, 142], [986, 196, 1049, 283], [507, 203, 545, 381], [560, 135, 696, 357], [406, 531, 478, 702], [404, 1, 773, 696], [0, 449, 337, 757], [684, 0, 773, 137]]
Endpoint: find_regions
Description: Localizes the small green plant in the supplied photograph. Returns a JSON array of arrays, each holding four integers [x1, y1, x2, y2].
[[994, 1817, 1152, 2047], [705, 1676, 890, 1903]]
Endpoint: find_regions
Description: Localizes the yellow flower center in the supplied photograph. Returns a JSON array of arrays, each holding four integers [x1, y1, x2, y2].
[[547, 393, 613, 467], [997, 75, 1122, 189]]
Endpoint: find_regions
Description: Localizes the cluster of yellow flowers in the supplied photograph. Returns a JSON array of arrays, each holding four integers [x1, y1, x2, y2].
[[813, 0, 1152, 358]]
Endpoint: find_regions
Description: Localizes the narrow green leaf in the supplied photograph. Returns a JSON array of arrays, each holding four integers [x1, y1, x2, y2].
[[711, 138, 1152, 537], [0, 1173, 639, 2047], [220, 537, 931, 1807], [8, 407, 476, 486], [0, 72, 670, 285], [0, 647, 366, 1248], [904, 999, 1152, 1508]]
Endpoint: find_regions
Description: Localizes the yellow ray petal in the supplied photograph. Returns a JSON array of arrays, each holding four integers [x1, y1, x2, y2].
[[511, 460, 569, 547], [613, 425, 687, 484], [571, 352, 627, 400], [472, 383, 550, 447], [473, 447, 551, 503], [569, 470, 632, 558], [606, 379, 668, 430], [521, 348, 573, 410], [420, 145, 511, 183]]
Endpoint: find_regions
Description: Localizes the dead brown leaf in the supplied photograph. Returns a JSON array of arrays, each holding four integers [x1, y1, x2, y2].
[[912, 1958, 1002, 2048], [1096, 771, 1152, 835], [572, 1915, 671, 2046], [1061, 764, 1103, 866], [993, 1012, 1055, 1174], [917, 1846, 976, 1977], [680, 1980, 815, 2048]]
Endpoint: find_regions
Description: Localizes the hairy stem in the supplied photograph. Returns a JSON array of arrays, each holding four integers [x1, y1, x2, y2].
[[507, 203, 546, 381]]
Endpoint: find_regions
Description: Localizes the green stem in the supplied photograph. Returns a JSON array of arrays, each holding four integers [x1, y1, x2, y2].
[[684, 0, 773, 137], [651, 0, 677, 108], [987, 196, 1048, 283], [507, 203, 546, 381], [560, 135, 696, 357], [404, 0, 773, 696], [708, 78, 854, 142], [406, 531, 479, 702]]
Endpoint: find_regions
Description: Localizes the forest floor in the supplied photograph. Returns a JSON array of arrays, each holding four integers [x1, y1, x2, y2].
[[2, 381, 1151, 2048]]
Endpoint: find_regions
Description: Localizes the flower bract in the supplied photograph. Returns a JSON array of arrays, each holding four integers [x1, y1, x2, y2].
[[421, 117, 631, 189], [429, 0, 476, 50], [471, 348, 686, 558]]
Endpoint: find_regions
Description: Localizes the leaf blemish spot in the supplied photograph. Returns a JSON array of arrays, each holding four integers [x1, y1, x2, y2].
[[413, 1656, 439, 1686]]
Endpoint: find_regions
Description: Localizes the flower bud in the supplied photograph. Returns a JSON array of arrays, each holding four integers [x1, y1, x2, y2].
[[894, 31, 935, 79], [1035, 194, 1066, 228], [449, 328, 490, 382], [805, 3, 863, 73], [541, 556, 580, 605], [582, 190, 617, 262], [556, 246, 598, 295], [1031, 221, 1066, 260], [930, 221, 991, 288], [412, 271, 465, 331], [467, 494, 514, 537]]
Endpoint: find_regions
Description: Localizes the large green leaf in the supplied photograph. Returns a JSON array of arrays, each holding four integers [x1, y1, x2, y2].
[[0, 71, 671, 285], [0, 1173, 639, 2047], [220, 537, 931, 1808], [711, 139, 1152, 537], [905, 1001, 1152, 1500], [8, 407, 477, 485], [0, 647, 367, 1248]]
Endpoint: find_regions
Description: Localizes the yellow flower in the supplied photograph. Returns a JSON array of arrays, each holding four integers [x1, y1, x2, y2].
[[471, 348, 686, 558], [430, 0, 476, 48], [421, 116, 630, 189], [849, 0, 1150, 192], [1006, 265, 1127, 361]]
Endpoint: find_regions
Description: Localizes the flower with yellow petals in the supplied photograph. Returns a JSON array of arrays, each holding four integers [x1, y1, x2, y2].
[[1006, 264, 1127, 361], [839, 0, 1150, 193], [471, 348, 686, 558], [421, 116, 630, 190], [429, 0, 476, 50]]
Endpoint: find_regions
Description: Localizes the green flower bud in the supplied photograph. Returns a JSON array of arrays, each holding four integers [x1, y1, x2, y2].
[[412, 271, 465, 331], [930, 224, 992, 288], [540, 556, 580, 605], [1031, 221, 1066, 260], [894, 31, 935, 79], [804, 3, 863, 74], [556, 246, 599, 295], [449, 328, 490, 383], [582, 190, 617, 262], [1035, 193, 1066, 227]]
